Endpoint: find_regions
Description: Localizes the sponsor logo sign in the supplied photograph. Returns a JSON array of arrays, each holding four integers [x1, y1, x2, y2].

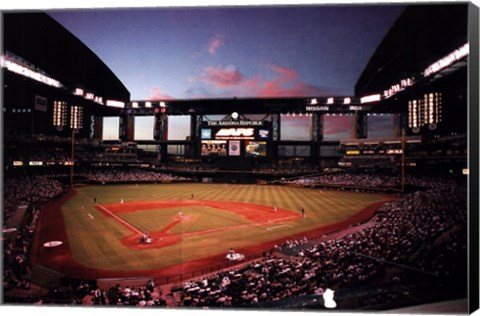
[[215, 128, 255, 139]]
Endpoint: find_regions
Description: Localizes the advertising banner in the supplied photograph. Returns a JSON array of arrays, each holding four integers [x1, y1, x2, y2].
[[229, 140, 241, 156]]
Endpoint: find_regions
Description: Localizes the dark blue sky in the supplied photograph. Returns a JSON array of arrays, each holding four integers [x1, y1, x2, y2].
[[48, 3, 405, 101]]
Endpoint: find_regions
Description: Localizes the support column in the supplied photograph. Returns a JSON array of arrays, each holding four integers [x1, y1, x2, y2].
[[355, 112, 368, 139], [158, 143, 168, 163], [119, 110, 128, 141], [154, 113, 168, 141], [272, 113, 280, 141], [190, 114, 198, 140], [126, 112, 134, 141], [312, 113, 323, 160], [313, 113, 323, 142], [393, 113, 406, 137], [272, 114, 280, 162]]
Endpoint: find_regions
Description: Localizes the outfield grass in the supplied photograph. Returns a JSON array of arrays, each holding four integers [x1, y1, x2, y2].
[[61, 183, 393, 271]]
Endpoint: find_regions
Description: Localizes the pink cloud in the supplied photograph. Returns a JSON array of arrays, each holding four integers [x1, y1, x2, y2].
[[208, 35, 225, 55], [257, 64, 332, 97], [193, 63, 333, 98], [266, 64, 298, 81], [201, 65, 245, 87], [148, 88, 174, 100]]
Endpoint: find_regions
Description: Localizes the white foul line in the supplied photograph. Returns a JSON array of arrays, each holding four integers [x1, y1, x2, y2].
[[88, 213, 94, 220], [266, 225, 293, 231], [97, 204, 143, 234]]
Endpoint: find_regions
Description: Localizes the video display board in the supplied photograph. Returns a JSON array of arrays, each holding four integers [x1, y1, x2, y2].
[[245, 141, 267, 157], [200, 122, 271, 158], [201, 140, 227, 156]]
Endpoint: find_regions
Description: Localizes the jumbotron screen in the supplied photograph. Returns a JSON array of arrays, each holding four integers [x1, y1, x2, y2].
[[200, 124, 270, 158], [201, 140, 227, 156], [245, 141, 267, 157]]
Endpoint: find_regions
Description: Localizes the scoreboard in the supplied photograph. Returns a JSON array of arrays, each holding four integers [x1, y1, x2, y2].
[[199, 121, 271, 158]]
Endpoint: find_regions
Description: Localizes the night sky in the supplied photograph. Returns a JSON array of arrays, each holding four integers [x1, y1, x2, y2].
[[47, 4, 405, 101], [45, 3, 407, 140]]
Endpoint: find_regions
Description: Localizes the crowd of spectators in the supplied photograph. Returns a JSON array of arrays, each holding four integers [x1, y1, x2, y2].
[[371, 178, 467, 274], [42, 279, 168, 306], [296, 178, 466, 287], [253, 162, 323, 175], [100, 281, 167, 307], [281, 171, 464, 192], [5, 278, 169, 307], [3, 176, 66, 299], [7, 168, 193, 184], [82, 168, 191, 183], [171, 176, 467, 308], [177, 256, 328, 307], [3, 207, 40, 293], [3, 176, 65, 226], [282, 172, 399, 189]]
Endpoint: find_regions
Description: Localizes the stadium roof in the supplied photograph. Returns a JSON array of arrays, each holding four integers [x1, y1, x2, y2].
[[3, 12, 130, 103]]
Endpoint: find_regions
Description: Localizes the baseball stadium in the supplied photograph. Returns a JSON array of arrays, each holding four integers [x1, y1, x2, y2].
[[1, 2, 479, 313]]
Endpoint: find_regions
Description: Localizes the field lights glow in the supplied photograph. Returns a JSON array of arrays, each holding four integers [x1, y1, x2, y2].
[[423, 43, 469, 77], [360, 94, 381, 104], [74, 87, 104, 105], [1, 56, 62, 88], [106, 100, 125, 108]]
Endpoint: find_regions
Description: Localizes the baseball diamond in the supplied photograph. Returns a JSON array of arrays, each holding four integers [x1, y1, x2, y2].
[[30, 183, 395, 280]]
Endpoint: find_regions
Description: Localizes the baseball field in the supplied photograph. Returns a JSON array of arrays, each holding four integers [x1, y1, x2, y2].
[[30, 183, 396, 282]]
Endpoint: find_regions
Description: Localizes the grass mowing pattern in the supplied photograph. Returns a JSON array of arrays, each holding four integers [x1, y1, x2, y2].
[[61, 183, 393, 271], [168, 206, 253, 234], [117, 206, 252, 235]]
